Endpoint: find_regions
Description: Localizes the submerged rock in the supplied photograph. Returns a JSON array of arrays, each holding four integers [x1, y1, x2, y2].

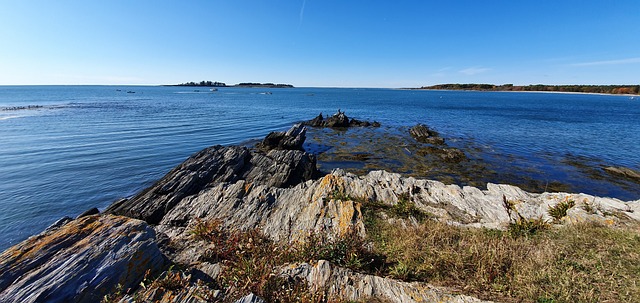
[[604, 166, 640, 182], [410, 123, 445, 145], [418, 146, 467, 163], [0, 215, 165, 303]]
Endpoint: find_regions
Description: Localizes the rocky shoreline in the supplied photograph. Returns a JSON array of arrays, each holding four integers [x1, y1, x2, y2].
[[1, 117, 639, 303]]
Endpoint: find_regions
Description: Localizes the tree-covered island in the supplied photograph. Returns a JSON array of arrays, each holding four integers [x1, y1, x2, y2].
[[418, 84, 640, 95], [168, 81, 294, 88]]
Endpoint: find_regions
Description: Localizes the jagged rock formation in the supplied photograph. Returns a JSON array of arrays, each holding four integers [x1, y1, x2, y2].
[[304, 111, 380, 128], [105, 126, 318, 224], [0, 215, 165, 303], [256, 123, 306, 151]]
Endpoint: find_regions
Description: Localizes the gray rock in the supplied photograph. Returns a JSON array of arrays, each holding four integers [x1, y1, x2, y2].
[[106, 124, 319, 224], [235, 293, 266, 303], [0, 215, 165, 303], [42, 216, 73, 233], [279, 260, 492, 303], [257, 123, 306, 151]]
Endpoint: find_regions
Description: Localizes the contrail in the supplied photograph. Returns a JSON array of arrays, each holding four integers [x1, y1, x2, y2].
[[299, 0, 306, 25]]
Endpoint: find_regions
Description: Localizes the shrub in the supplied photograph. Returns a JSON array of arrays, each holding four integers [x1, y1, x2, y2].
[[548, 198, 575, 221]]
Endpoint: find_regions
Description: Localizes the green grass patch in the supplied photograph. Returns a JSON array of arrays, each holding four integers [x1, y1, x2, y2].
[[548, 198, 576, 221]]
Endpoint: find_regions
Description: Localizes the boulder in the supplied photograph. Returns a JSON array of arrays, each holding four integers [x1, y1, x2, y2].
[[257, 123, 306, 151], [0, 215, 165, 303]]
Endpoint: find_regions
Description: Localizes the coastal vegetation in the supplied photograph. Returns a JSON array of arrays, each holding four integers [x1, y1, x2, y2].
[[419, 83, 640, 95], [174, 81, 227, 87]]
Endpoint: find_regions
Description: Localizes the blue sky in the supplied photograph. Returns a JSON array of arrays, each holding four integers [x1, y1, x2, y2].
[[0, 0, 638, 87]]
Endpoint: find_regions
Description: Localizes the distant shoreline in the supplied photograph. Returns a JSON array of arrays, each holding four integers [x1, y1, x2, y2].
[[408, 88, 640, 98], [414, 84, 640, 96]]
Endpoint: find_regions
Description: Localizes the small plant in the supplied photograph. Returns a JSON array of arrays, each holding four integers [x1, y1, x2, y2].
[[294, 227, 383, 271], [390, 193, 430, 222], [101, 284, 124, 303], [508, 216, 549, 238], [150, 266, 190, 291], [582, 201, 596, 214], [548, 198, 575, 220]]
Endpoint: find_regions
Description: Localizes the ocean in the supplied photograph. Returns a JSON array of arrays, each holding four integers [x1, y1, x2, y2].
[[1, 85, 638, 251]]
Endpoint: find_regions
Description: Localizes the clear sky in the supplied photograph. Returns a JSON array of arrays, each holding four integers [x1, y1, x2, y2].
[[0, 0, 638, 87]]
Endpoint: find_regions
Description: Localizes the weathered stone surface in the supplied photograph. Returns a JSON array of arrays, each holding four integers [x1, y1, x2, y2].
[[106, 125, 319, 225], [279, 260, 492, 303], [0, 215, 165, 303], [157, 173, 366, 264], [235, 293, 266, 303], [257, 123, 306, 151], [410, 123, 444, 145], [42, 216, 73, 233]]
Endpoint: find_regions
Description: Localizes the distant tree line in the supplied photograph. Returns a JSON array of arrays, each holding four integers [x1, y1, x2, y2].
[[175, 81, 227, 87], [171, 81, 294, 88], [236, 83, 294, 88], [420, 84, 640, 95]]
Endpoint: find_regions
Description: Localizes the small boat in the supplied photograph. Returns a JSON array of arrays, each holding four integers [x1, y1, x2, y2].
[[210, 88, 218, 92], [127, 91, 135, 94]]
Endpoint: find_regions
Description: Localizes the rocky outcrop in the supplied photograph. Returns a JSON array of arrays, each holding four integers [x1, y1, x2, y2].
[[256, 123, 306, 151], [279, 260, 491, 303], [0, 215, 165, 303], [3, 121, 640, 303], [304, 111, 380, 128], [410, 124, 444, 145], [106, 125, 319, 224]]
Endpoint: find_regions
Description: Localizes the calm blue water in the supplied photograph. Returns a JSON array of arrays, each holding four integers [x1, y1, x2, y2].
[[1, 86, 638, 250]]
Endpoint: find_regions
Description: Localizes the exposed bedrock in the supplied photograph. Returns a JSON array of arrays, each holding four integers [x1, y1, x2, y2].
[[256, 123, 306, 151], [279, 260, 491, 303], [0, 215, 165, 303], [105, 125, 319, 225]]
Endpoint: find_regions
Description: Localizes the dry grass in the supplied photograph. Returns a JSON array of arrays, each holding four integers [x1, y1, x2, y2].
[[366, 215, 640, 303], [186, 219, 381, 302]]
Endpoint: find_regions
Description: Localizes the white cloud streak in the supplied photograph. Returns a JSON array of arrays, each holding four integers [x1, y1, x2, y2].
[[299, 0, 307, 24], [571, 57, 640, 67], [459, 67, 490, 75]]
